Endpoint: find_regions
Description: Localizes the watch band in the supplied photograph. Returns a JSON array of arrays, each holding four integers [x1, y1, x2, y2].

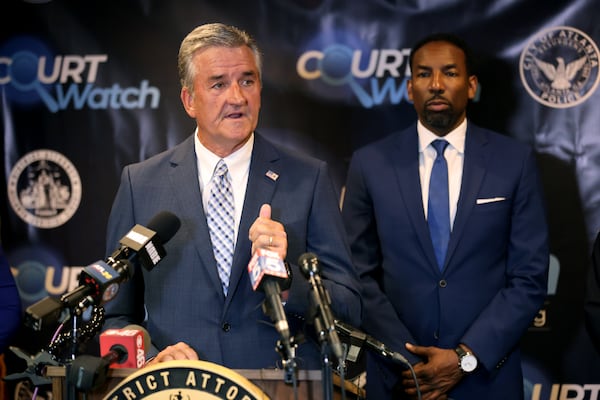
[[455, 346, 467, 360]]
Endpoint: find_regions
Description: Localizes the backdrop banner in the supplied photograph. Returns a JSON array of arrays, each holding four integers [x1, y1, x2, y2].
[[2, 1, 599, 399]]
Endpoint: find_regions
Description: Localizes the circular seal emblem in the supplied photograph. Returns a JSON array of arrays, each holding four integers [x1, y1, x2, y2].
[[520, 26, 600, 108], [102, 360, 268, 400], [7, 149, 82, 229]]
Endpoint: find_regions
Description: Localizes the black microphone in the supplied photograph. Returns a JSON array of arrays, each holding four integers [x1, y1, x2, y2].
[[109, 210, 181, 271], [68, 354, 111, 391], [61, 258, 134, 309], [297, 252, 344, 360], [62, 211, 181, 310], [26, 212, 181, 329], [248, 248, 295, 362], [334, 319, 410, 366]]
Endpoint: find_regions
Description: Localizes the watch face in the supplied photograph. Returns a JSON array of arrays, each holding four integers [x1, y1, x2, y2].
[[461, 354, 478, 372]]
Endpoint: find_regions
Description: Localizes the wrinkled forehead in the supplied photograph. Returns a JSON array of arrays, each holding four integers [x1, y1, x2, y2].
[[193, 45, 260, 77]]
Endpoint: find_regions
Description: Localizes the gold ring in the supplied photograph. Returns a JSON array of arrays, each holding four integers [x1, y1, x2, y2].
[[269, 236, 273, 246]]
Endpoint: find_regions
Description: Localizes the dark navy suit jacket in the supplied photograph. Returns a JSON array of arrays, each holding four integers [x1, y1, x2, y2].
[[103, 133, 361, 370], [0, 246, 21, 354], [342, 122, 549, 399]]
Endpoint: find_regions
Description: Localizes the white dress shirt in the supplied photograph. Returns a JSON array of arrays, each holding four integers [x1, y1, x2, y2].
[[195, 131, 253, 246], [418, 119, 466, 230]]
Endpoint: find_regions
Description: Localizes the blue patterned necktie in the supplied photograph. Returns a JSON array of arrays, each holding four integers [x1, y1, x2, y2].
[[207, 159, 235, 295], [428, 139, 450, 270]]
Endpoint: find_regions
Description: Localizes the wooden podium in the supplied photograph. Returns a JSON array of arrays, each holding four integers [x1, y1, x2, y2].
[[45, 361, 365, 399]]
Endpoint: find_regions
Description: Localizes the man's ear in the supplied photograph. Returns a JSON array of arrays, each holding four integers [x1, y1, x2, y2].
[[180, 86, 195, 118], [467, 75, 478, 100]]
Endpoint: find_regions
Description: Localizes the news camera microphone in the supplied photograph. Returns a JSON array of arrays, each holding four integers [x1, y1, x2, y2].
[[60, 211, 181, 310], [334, 319, 410, 366], [99, 325, 150, 369], [248, 248, 295, 361], [69, 325, 150, 391], [26, 211, 181, 330], [297, 252, 344, 360], [109, 210, 181, 271]]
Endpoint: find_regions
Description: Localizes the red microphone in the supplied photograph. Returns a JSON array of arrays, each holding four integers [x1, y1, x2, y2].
[[99, 325, 148, 369]]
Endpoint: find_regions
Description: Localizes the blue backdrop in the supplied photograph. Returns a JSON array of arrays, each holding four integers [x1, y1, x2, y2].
[[2, 1, 599, 398]]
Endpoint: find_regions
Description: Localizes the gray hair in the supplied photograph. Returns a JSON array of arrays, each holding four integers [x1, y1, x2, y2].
[[178, 23, 262, 91]]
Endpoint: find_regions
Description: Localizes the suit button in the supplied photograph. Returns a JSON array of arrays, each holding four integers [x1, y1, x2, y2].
[[222, 322, 231, 332], [439, 280, 447, 288]]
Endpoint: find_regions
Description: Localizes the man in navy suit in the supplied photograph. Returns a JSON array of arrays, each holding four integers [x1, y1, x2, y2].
[[103, 23, 361, 370], [342, 33, 549, 399]]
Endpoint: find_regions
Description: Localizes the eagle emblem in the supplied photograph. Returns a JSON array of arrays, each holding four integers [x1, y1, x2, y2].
[[533, 56, 587, 90]]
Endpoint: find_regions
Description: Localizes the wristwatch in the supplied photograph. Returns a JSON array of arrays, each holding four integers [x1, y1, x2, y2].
[[455, 346, 478, 373]]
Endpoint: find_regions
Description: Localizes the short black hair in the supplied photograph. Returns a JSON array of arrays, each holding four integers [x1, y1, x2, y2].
[[409, 32, 475, 76]]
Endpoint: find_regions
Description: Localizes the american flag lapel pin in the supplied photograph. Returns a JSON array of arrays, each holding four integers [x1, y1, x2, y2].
[[265, 170, 279, 181]]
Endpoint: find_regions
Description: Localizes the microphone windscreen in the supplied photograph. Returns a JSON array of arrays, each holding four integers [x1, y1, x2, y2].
[[124, 324, 151, 350], [147, 211, 181, 244], [297, 252, 320, 278], [248, 248, 289, 291]]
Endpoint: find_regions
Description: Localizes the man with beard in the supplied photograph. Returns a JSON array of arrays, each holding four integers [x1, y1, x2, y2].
[[342, 33, 549, 399]]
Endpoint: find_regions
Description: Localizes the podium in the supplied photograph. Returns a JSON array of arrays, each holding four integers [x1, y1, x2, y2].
[[45, 360, 365, 399]]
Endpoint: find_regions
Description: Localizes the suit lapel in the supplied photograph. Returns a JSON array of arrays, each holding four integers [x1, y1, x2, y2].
[[446, 124, 488, 269], [167, 136, 225, 297], [224, 134, 280, 308], [393, 126, 440, 271]]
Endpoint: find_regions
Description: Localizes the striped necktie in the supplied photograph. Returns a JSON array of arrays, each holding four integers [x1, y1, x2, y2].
[[207, 159, 235, 295]]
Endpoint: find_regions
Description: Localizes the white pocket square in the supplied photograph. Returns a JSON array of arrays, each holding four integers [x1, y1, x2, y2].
[[476, 197, 506, 204]]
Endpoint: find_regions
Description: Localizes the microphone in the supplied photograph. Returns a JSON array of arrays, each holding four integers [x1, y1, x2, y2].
[[248, 248, 295, 361], [25, 211, 181, 330], [334, 319, 410, 366], [61, 211, 181, 309], [61, 259, 134, 309], [297, 252, 344, 360], [69, 325, 150, 391], [99, 325, 150, 369], [109, 210, 182, 271]]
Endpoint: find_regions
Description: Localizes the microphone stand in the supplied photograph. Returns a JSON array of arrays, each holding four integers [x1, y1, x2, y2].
[[313, 314, 334, 400], [6, 295, 104, 400], [275, 336, 298, 384], [45, 294, 105, 399], [260, 285, 299, 388], [276, 337, 300, 400], [62, 294, 97, 400], [65, 313, 80, 400]]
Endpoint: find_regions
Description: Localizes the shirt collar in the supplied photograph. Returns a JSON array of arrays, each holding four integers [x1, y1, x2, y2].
[[417, 118, 467, 154], [194, 130, 254, 187]]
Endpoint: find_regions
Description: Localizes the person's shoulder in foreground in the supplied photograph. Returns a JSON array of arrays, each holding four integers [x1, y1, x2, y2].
[[0, 244, 22, 354]]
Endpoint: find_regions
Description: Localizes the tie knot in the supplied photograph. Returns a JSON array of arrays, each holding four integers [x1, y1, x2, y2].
[[431, 139, 449, 157], [214, 159, 228, 177]]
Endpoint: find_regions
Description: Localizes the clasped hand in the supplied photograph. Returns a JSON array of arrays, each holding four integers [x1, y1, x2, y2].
[[400, 343, 463, 400]]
